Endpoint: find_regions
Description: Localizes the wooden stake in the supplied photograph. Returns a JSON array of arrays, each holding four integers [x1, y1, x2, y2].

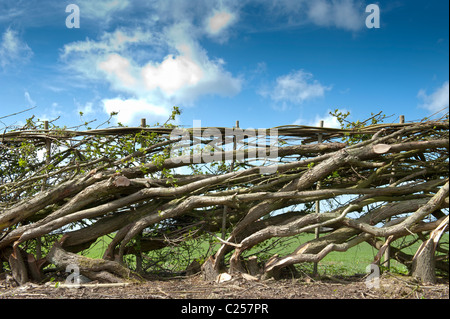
[[221, 120, 239, 240]]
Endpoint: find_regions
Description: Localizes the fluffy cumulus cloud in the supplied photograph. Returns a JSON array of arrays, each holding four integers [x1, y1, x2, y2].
[[261, 70, 331, 108], [61, 22, 241, 125], [103, 97, 171, 125], [417, 81, 449, 114], [0, 28, 33, 69], [98, 53, 139, 91]]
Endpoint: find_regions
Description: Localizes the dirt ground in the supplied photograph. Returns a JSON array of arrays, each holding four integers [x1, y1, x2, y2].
[[0, 272, 448, 300]]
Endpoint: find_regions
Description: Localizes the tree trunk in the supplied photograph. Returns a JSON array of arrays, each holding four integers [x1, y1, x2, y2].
[[411, 216, 449, 284], [201, 256, 226, 281], [6, 245, 45, 285], [9, 247, 28, 285], [411, 239, 436, 284]]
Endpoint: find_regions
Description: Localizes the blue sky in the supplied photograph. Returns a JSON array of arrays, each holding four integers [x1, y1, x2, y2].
[[0, 0, 448, 130]]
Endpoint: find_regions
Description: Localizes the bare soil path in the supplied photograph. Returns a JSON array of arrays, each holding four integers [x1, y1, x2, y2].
[[1, 273, 448, 299]]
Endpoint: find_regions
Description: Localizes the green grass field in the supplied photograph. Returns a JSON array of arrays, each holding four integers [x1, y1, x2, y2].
[[81, 232, 447, 277], [239, 233, 417, 276]]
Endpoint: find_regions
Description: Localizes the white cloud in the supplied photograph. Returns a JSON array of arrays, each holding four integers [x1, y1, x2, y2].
[[141, 54, 204, 96], [24, 91, 36, 107], [0, 28, 33, 69], [60, 29, 155, 80], [207, 10, 236, 35], [95, 25, 242, 104], [62, 29, 153, 56], [261, 70, 331, 108], [143, 23, 241, 102], [102, 97, 171, 125], [306, 0, 364, 31], [64, 31, 129, 57], [61, 22, 242, 125], [417, 81, 449, 113], [99, 53, 139, 91]]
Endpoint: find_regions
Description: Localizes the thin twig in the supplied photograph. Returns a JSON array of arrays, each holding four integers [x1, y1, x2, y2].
[[0, 106, 37, 120]]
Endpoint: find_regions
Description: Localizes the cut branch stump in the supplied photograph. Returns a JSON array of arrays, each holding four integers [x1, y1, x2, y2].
[[411, 239, 436, 284]]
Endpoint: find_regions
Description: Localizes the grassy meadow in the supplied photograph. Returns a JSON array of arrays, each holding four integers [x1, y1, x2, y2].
[[79, 231, 448, 277]]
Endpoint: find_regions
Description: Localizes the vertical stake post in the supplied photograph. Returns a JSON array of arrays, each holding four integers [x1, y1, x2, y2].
[[140, 118, 147, 148], [222, 120, 239, 240]]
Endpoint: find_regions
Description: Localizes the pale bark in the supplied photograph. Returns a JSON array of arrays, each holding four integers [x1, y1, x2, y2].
[[46, 243, 139, 283]]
